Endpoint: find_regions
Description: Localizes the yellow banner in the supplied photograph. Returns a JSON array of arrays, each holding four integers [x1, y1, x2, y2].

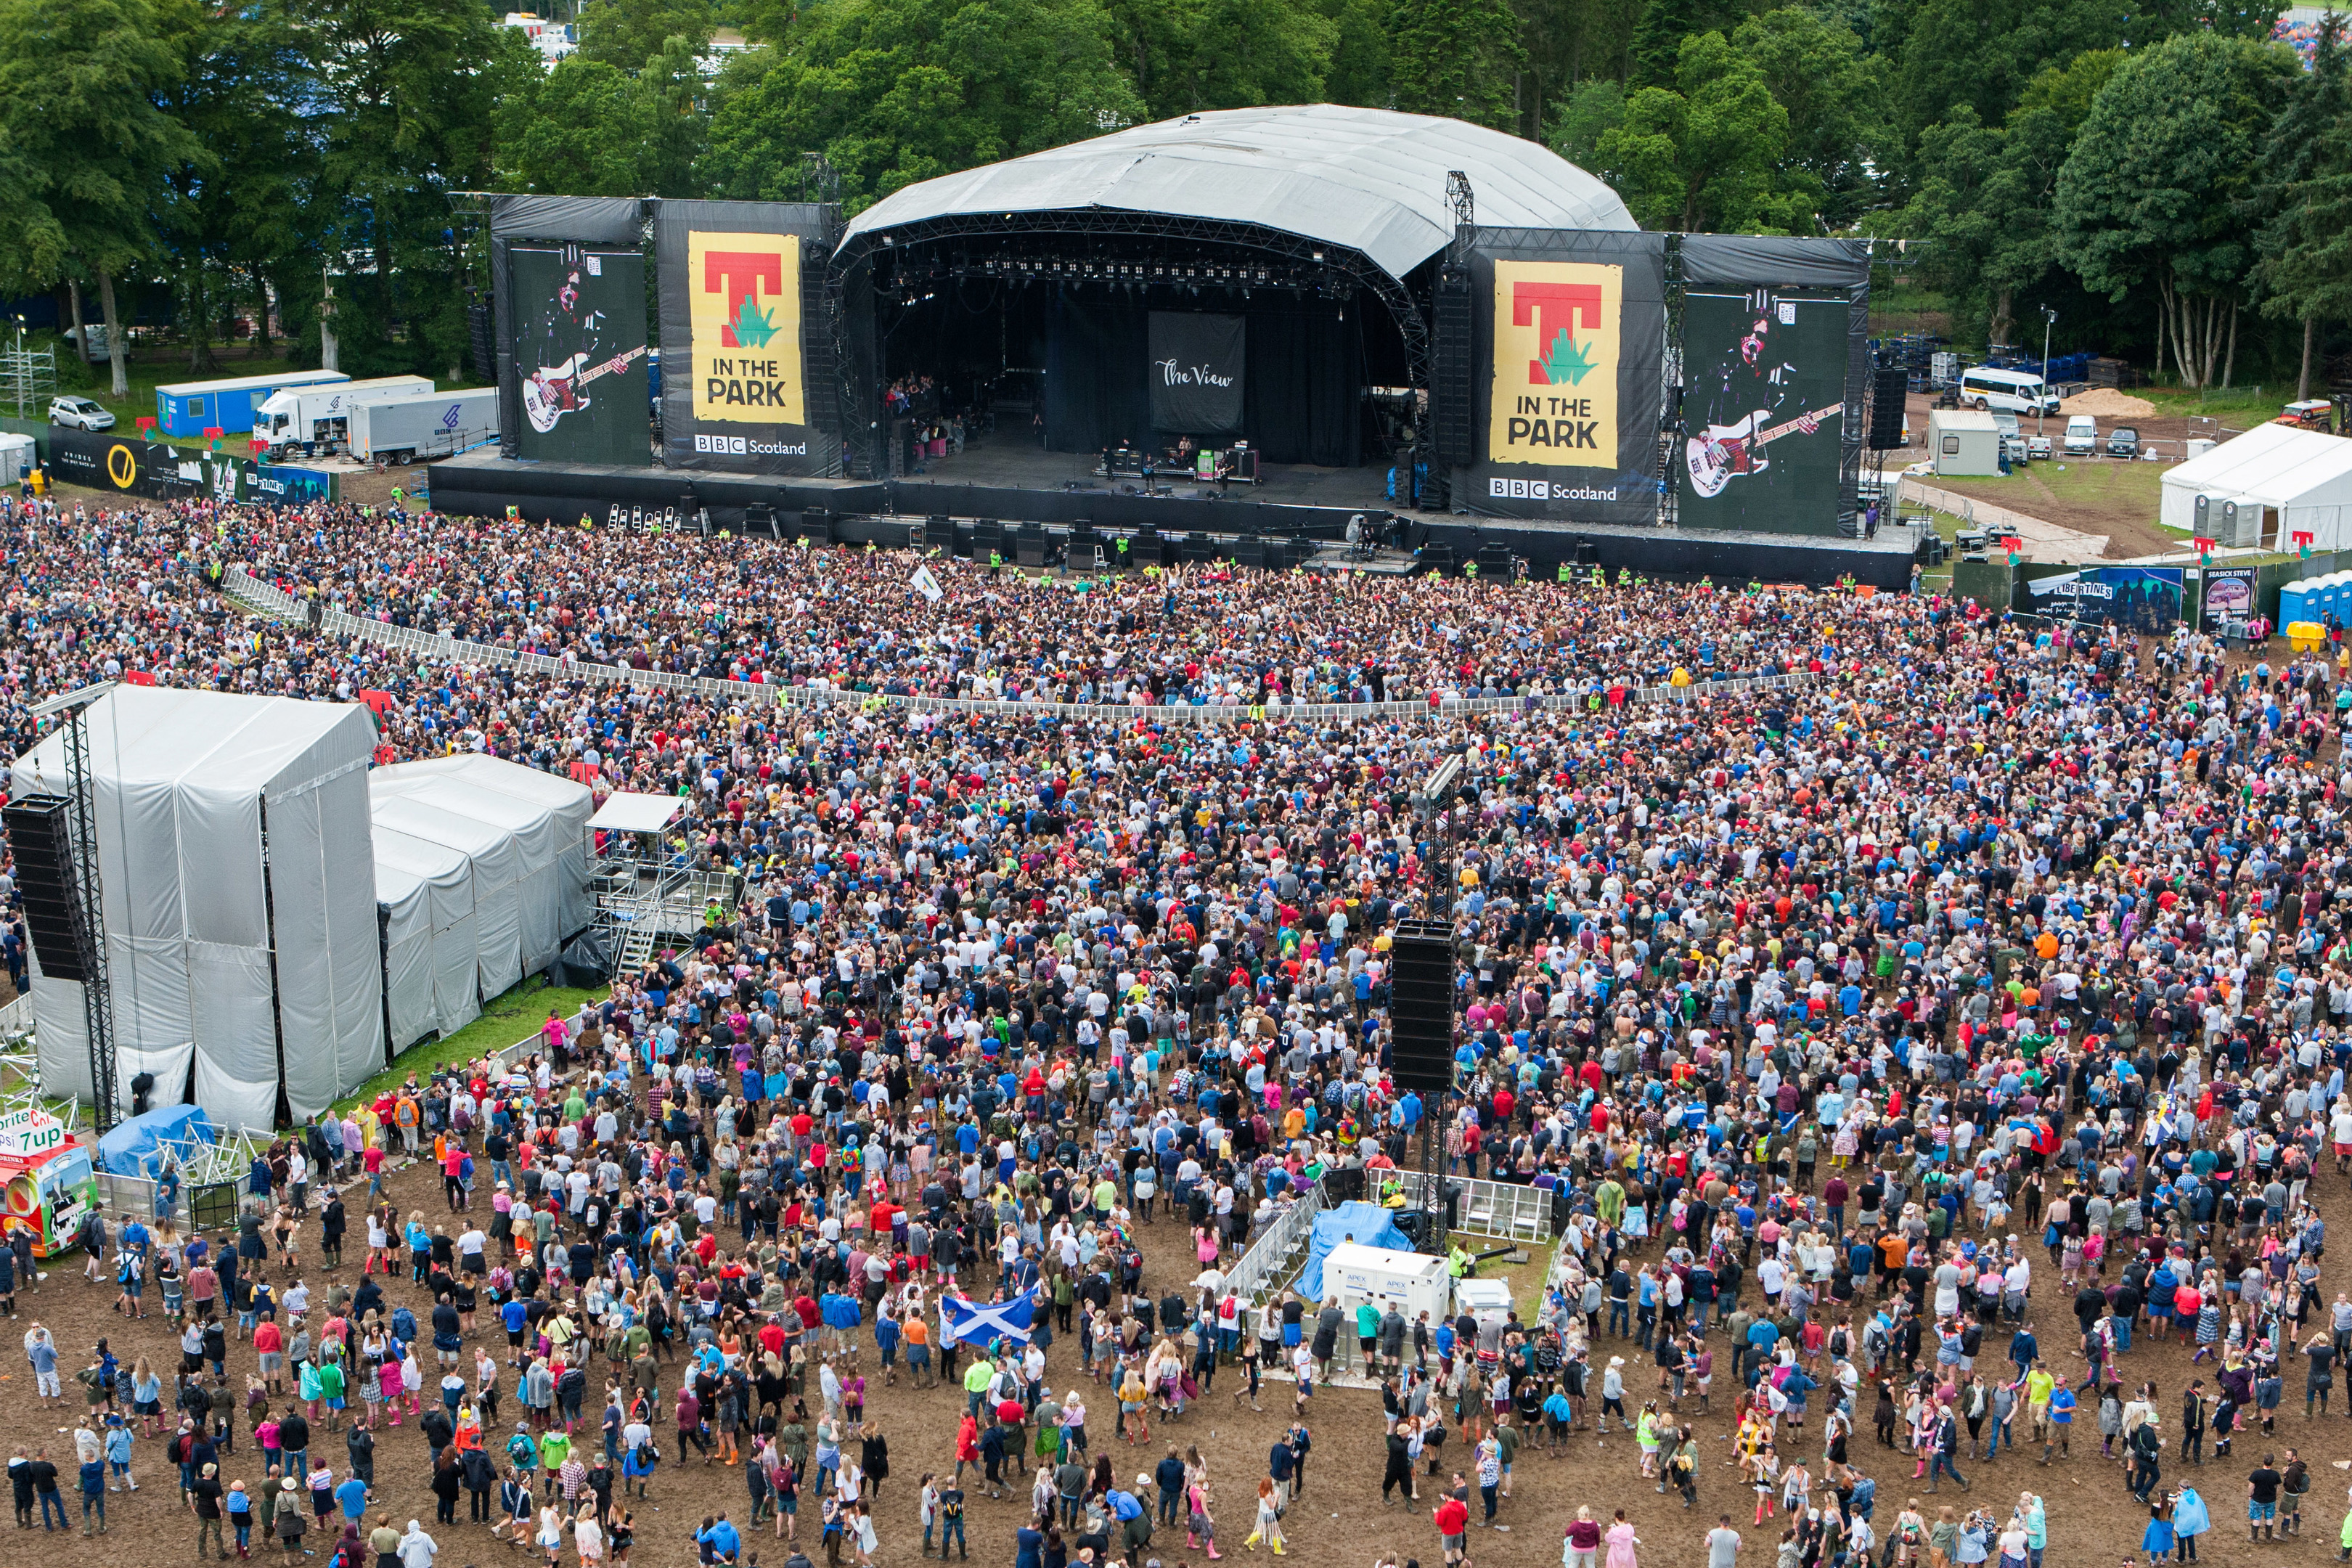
[[1487, 259, 1620, 468], [689, 231, 804, 425]]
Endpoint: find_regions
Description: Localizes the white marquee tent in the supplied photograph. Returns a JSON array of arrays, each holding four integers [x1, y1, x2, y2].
[[370, 756, 592, 1050], [2159, 422, 2352, 550], [11, 687, 383, 1130]]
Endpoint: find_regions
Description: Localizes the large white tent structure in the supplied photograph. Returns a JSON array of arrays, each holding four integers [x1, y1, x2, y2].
[[370, 756, 592, 1051], [2160, 422, 2352, 550], [11, 687, 383, 1131]]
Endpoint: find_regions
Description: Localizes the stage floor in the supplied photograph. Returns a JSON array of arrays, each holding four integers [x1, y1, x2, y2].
[[902, 436, 1401, 511]]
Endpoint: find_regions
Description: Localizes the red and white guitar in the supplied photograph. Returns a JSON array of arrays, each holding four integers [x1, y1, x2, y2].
[[522, 345, 648, 434], [1685, 402, 1842, 498]]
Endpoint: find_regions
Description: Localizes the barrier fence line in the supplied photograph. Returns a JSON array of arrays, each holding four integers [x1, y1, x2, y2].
[[224, 567, 1820, 724]]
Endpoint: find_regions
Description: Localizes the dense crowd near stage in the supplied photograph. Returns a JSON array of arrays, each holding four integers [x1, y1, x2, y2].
[[4, 486, 2351, 1568]]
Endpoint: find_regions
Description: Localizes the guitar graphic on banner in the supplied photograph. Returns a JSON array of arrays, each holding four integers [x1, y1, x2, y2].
[[522, 346, 649, 435], [1684, 403, 1843, 498]]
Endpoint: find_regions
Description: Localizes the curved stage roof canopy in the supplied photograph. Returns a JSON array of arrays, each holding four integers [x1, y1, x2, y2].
[[841, 104, 1638, 284]]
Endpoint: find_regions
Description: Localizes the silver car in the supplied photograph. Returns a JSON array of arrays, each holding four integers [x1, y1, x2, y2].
[[47, 396, 114, 431]]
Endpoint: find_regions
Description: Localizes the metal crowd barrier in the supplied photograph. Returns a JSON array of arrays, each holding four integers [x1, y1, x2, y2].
[[226, 568, 1819, 724]]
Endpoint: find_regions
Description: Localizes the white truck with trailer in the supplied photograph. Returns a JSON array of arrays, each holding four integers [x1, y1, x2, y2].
[[254, 375, 433, 458], [348, 388, 500, 465]]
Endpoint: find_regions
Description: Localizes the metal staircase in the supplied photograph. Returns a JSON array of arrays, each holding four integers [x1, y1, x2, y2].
[[589, 859, 743, 979]]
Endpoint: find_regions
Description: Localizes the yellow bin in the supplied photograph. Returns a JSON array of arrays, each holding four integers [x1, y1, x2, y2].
[[2288, 621, 2327, 653]]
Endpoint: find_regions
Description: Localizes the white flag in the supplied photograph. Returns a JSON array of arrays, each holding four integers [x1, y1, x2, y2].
[[910, 563, 944, 603]]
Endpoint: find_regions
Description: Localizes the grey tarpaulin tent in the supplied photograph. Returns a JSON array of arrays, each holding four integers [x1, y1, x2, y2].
[[372, 830, 481, 1053], [369, 756, 592, 1032], [12, 687, 383, 1131]]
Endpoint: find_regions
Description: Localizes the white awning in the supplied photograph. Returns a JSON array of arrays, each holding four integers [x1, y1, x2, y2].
[[588, 791, 688, 833]]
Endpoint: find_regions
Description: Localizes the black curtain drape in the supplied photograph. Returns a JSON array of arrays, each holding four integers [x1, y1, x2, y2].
[[1044, 290, 1149, 455], [1243, 304, 1360, 466], [1046, 290, 1361, 467]]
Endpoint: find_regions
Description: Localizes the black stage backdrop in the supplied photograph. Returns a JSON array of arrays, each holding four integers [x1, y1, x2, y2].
[[1045, 290, 1360, 466], [1148, 312, 1244, 433]]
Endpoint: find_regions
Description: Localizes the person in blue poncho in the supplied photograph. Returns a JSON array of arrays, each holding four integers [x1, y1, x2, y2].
[[2171, 1484, 2208, 1560]]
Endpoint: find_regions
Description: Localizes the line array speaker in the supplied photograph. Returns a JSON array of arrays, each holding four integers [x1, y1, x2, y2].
[[4, 796, 89, 982], [1387, 918, 1456, 1094]]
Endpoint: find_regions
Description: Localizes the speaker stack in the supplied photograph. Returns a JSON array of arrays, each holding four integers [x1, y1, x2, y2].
[[1869, 366, 1908, 450], [800, 508, 834, 545], [4, 796, 91, 981], [1387, 918, 1456, 1094]]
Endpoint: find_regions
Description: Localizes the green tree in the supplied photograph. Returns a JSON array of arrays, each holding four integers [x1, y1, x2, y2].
[[1312, 0, 1392, 105], [1597, 30, 1803, 232], [1625, 0, 1747, 89], [1895, 52, 2115, 347], [155, 2, 318, 372], [579, 0, 716, 66], [497, 58, 667, 196], [1887, 0, 2122, 153], [1732, 7, 1880, 226], [1546, 77, 1626, 173], [0, 0, 203, 395], [1516, 0, 1644, 138], [705, 0, 1144, 209], [1104, 0, 1336, 118], [302, 0, 536, 378], [2054, 32, 2297, 388], [1388, 0, 1526, 128], [2247, 19, 2352, 399]]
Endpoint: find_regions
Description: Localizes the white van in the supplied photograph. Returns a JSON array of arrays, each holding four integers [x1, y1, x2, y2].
[[2063, 415, 2097, 455], [1958, 366, 2060, 417]]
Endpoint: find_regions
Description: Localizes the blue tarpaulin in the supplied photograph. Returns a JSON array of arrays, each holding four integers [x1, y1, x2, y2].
[[97, 1103, 216, 1177], [1295, 1200, 1413, 1300]]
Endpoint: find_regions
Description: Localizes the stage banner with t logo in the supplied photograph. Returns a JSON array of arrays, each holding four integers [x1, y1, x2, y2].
[[1461, 230, 1665, 526], [655, 199, 839, 475], [1487, 260, 1621, 470]]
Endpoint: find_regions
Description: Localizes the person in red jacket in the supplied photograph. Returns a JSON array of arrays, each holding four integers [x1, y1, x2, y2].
[[1434, 1490, 1471, 1563]]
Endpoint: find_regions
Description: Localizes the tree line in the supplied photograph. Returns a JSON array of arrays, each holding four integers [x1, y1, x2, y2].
[[1, 0, 2346, 393]]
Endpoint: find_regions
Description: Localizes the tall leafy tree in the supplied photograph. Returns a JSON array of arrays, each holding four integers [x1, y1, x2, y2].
[[2247, 20, 2352, 399], [303, 0, 536, 377], [2055, 33, 2297, 388], [705, 0, 1144, 209], [577, 0, 716, 67], [1388, 0, 1526, 128], [1895, 51, 2115, 346], [1312, 0, 1392, 106], [155, 2, 317, 372], [0, 0, 202, 395], [1103, 0, 1335, 118], [1731, 7, 1880, 226], [1597, 30, 1802, 231], [1887, 0, 2122, 154], [1547, 77, 1627, 172], [1625, 0, 1747, 90]]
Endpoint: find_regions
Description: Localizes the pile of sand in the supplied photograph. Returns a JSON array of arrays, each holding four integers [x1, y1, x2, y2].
[[2058, 388, 2157, 418]]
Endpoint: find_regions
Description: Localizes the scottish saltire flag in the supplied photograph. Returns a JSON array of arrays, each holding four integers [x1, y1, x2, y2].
[[943, 1291, 1037, 1347]]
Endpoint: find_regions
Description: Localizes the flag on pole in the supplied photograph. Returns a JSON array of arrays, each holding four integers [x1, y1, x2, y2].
[[942, 1291, 1035, 1347], [910, 563, 944, 603]]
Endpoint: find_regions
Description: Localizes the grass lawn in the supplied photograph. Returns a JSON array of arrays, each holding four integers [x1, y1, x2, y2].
[[334, 975, 607, 1112], [1928, 455, 2167, 515]]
